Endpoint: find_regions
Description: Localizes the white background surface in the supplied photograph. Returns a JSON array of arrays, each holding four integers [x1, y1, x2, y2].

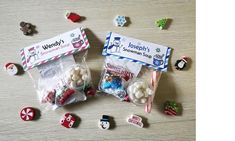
[[197, 0, 235, 141], [0, 0, 195, 140]]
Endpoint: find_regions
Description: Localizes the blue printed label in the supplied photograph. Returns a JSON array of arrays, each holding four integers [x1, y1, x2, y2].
[[102, 32, 171, 72]]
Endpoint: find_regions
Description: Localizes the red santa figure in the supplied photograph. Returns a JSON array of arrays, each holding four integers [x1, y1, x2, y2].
[[4, 63, 18, 76]]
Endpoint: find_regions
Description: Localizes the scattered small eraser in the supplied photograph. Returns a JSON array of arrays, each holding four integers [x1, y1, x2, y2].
[[20, 107, 35, 121], [60, 113, 77, 128], [20, 21, 35, 35], [164, 101, 181, 116], [98, 115, 110, 130], [127, 114, 144, 128], [155, 18, 168, 30], [4, 63, 18, 76], [174, 56, 189, 70], [65, 12, 81, 22], [114, 15, 127, 27]]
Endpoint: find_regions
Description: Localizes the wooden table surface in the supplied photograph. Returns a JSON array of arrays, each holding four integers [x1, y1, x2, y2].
[[0, 0, 195, 140]]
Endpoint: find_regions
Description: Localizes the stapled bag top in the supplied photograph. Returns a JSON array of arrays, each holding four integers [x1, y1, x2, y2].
[[20, 27, 90, 71], [102, 32, 171, 72]]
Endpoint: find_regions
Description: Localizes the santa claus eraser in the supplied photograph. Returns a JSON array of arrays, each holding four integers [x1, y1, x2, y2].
[[174, 56, 189, 70], [127, 114, 144, 128], [65, 11, 81, 23], [4, 63, 18, 76], [20, 107, 35, 121], [60, 113, 77, 128], [98, 115, 110, 130]]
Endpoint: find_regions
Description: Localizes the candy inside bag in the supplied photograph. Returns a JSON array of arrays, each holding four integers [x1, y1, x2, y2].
[[127, 78, 153, 105], [98, 56, 142, 100], [100, 32, 171, 112], [30, 53, 92, 110], [20, 27, 92, 110], [127, 67, 161, 109], [64, 64, 91, 91]]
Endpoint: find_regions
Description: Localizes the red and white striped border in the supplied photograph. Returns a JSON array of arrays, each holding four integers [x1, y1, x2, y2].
[[21, 27, 90, 71]]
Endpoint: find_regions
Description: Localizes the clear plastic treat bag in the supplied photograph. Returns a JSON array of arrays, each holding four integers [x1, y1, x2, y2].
[[99, 32, 171, 112], [98, 56, 142, 101], [33, 53, 91, 110], [20, 28, 92, 110]]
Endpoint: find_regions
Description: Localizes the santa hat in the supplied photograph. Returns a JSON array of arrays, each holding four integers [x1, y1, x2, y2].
[[4, 63, 14, 70], [180, 56, 188, 63]]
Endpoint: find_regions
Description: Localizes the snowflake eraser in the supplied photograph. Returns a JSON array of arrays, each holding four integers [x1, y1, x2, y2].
[[114, 15, 127, 27]]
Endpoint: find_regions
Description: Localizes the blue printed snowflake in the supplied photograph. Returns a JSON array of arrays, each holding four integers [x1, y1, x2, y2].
[[114, 15, 127, 27]]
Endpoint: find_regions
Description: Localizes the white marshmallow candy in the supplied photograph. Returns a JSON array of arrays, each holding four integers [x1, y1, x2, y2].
[[72, 75, 79, 81], [127, 80, 152, 104], [74, 66, 80, 71], [80, 69, 87, 75], [66, 66, 90, 88], [70, 81, 77, 88], [133, 99, 139, 104], [82, 74, 88, 81], [146, 88, 153, 96], [140, 98, 147, 104], [132, 87, 138, 94], [135, 91, 144, 99], [70, 68, 75, 74], [76, 79, 83, 86], [74, 69, 80, 75]]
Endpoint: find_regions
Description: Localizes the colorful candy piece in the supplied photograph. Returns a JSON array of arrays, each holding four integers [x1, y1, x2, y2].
[[98, 115, 110, 130], [174, 56, 189, 70], [114, 15, 127, 27], [155, 18, 168, 30], [127, 114, 144, 128], [42, 89, 56, 104], [56, 88, 75, 106], [164, 101, 181, 116], [84, 86, 96, 96], [60, 113, 76, 128], [66, 12, 81, 22], [4, 63, 18, 76], [20, 21, 35, 35], [123, 95, 130, 102], [20, 107, 35, 121]]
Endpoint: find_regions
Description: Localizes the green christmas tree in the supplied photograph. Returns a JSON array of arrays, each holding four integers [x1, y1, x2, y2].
[[155, 18, 168, 30]]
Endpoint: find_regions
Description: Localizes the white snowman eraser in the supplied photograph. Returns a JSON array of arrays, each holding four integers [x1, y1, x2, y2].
[[4, 63, 18, 76], [98, 115, 110, 130]]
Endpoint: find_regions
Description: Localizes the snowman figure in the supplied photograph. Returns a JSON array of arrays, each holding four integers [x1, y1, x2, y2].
[[108, 37, 122, 53], [27, 47, 39, 64], [98, 115, 110, 130]]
